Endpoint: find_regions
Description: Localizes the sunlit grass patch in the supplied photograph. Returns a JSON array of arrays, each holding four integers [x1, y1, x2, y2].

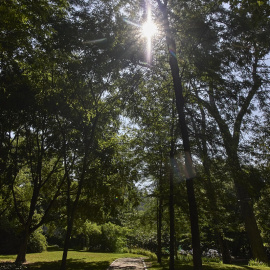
[[0, 249, 144, 270]]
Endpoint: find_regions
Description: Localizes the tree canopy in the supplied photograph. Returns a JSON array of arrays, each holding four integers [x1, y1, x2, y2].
[[0, 0, 269, 269]]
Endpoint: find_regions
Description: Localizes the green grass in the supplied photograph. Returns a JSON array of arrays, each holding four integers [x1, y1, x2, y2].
[[1, 249, 270, 270], [0, 248, 144, 270], [147, 258, 270, 270]]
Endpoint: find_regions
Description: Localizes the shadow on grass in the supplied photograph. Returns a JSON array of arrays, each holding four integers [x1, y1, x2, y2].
[[27, 259, 110, 270], [149, 260, 261, 270]]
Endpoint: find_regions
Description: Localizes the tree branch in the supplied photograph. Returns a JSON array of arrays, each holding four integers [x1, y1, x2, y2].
[[233, 55, 260, 145]]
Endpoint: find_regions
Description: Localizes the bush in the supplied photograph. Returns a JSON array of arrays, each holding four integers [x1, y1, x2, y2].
[[202, 249, 222, 263], [76, 221, 129, 252], [99, 222, 128, 252], [0, 217, 47, 254], [129, 248, 157, 260], [27, 229, 47, 253], [248, 259, 269, 267]]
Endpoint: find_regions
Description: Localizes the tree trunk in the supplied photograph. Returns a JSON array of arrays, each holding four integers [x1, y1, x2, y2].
[[234, 178, 268, 262], [60, 154, 88, 270], [168, 28, 202, 270], [15, 228, 30, 264], [217, 233, 231, 264], [192, 101, 232, 264], [157, 165, 163, 264], [157, 197, 162, 264], [228, 155, 268, 263], [156, 3, 202, 270], [60, 217, 74, 270], [197, 78, 268, 262], [169, 159, 175, 270]]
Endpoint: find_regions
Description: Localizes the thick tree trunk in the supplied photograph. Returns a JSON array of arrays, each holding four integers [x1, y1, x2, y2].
[[234, 179, 268, 262], [227, 155, 268, 263], [15, 229, 30, 265], [197, 104, 232, 264]]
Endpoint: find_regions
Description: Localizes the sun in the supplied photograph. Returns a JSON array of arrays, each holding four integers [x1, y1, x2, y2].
[[142, 19, 157, 38]]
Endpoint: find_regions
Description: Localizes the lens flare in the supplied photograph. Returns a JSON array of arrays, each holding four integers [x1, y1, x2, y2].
[[142, 20, 157, 38]]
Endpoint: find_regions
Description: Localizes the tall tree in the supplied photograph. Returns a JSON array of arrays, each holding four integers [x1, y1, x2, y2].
[[156, 1, 202, 269], [180, 0, 270, 262]]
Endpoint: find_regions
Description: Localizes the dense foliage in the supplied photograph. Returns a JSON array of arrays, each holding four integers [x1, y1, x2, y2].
[[0, 0, 269, 269]]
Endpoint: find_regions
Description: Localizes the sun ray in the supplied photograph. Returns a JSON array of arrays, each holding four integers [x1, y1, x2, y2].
[[142, 4, 157, 64]]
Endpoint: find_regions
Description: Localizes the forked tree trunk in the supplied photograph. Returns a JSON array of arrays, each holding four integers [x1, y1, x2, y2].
[[192, 101, 232, 264]]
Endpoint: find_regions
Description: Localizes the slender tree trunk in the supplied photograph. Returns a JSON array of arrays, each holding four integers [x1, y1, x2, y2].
[[169, 108, 176, 270], [156, 2, 202, 269], [60, 176, 85, 270], [169, 159, 175, 270], [157, 196, 162, 264], [60, 148, 89, 270], [61, 216, 74, 270], [217, 233, 231, 264], [172, 55, 202, 270], [157, 164, 163, 264]]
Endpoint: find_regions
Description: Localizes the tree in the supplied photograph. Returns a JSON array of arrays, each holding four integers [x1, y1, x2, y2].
[[0, 0, 70, 264], [179, 0, 270, 262], [155, 1, 202, 269]]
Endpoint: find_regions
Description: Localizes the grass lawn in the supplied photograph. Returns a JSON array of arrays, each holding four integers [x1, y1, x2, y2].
[[147, 259, 270, 270], [0, 247, 143, 270], [1, 248, 270, 270]]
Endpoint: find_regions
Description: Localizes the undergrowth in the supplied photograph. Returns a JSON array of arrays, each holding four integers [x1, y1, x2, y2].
[[129, 248, 157, 260]]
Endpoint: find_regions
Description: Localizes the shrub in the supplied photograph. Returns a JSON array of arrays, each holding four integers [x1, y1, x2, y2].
[[27, 229, 47, 253], [129, 248, 157, 260], [99, 222, 128, 252], [248, 259, 269, 267], [202, 249, 222, 263]]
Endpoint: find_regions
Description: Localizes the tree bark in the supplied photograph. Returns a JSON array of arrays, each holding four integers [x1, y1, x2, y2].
[[15, 228, 30, 264], [169, 159, 175, 270], [60, 168, 85, 270], [192, 102, 232, 264], [157, 160, 163, 264], [230, 158, 268, 263], [157, 196, 163, 264], [196, 72, 268, 262], [217, 233, 231, 264], [156, 2, 202, 269]]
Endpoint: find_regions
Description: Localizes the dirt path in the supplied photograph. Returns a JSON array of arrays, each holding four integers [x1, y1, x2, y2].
[[107, 257, 148, 270]]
